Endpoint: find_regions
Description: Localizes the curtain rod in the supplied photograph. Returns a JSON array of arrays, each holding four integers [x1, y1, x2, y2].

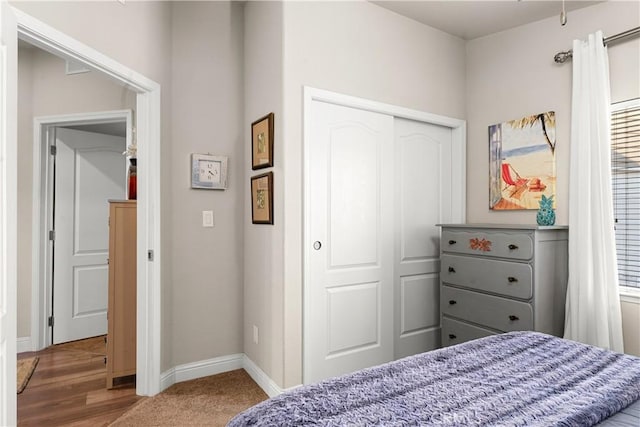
[[554, 26, 640, 64]]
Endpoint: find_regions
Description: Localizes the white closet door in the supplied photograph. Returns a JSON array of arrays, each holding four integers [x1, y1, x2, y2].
[[305, 100, 394, 384], [393, 118, 453, 359]]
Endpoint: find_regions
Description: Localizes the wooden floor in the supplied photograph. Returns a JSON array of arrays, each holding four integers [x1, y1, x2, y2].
[[17, 336, 142, 427]]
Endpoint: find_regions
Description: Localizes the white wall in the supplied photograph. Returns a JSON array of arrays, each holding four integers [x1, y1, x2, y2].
[[17, 47, 34, 340], [621, 300, 640, 356], [466, 1, 640, 356], [16, 46, 136, 340], [169, 1, 244, 366], [275, 0, 467, 387], [243, 0, 285, 387]]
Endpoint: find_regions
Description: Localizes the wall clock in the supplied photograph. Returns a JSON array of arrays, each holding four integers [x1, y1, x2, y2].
[[191, 154, 228, 190]]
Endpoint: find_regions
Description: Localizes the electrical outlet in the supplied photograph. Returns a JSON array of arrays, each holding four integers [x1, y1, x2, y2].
[[253, 325, 259, 344], [202, 211, 214, 227]]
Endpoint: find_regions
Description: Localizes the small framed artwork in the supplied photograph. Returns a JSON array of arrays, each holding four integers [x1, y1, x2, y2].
[[191, 153, 228, 190], [251, 113, 274, 170], [251, 172, 273, 224]]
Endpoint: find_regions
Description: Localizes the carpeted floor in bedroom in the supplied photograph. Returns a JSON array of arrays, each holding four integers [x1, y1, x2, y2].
[[109, 369, 268, 426]]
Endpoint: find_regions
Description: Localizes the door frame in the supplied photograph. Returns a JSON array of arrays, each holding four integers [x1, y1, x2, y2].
[[302, 86, 466, 383], [32, 110, 132, 349], [14, 8, 162, 396]]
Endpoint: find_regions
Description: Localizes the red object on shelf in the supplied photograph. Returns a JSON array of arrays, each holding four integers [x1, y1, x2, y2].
[[128, 158, 137, 200], [128, 174, 137, 200]]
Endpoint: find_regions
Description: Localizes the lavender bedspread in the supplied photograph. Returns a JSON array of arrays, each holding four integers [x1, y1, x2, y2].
[[228, 332, 640, 426]]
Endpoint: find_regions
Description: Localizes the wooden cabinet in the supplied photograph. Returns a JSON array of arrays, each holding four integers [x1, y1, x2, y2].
[[107, 200, 136, 388], [438, 224, 568, 347]]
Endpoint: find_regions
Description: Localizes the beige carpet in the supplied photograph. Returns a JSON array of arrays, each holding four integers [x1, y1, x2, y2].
[[17, 357, 39, 394], [109, 369, 268, 426]]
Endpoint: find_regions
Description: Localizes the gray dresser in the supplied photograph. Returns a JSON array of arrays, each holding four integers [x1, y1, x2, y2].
[[438, 224, 568, 347]]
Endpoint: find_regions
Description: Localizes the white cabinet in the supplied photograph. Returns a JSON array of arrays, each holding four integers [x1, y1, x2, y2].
[[438, 224, 568, 347]]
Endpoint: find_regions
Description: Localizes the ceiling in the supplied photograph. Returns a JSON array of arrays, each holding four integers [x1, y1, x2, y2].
[[371, 1, 604, 40]]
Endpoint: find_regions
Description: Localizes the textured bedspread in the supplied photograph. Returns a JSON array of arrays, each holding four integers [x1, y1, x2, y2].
[[228, 332, 640, 426]]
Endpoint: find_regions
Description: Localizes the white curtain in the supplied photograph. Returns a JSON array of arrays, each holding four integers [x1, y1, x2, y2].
[[564, 31, 624, 352]]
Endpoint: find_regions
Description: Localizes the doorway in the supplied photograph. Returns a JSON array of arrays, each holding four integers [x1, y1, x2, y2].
[[0, 8, 163, 416], [34, 113, 132, 346]]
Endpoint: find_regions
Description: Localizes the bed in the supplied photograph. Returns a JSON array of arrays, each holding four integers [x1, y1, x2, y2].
[[228, 332, 640, 426]]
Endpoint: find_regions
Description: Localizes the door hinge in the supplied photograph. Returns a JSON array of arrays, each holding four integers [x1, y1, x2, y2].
[[147, 250, 154, 261], [49, 230, 55, 241], [50, 145, 57, 156], [48, 316, 54, 327]]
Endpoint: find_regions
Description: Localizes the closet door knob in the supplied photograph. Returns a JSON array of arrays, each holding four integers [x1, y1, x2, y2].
[[448, 267, 456, 273], [448, 240, 457, 245], [448, 334, 457, 340], [313, 241, 322, 250], [449, 300, 457, 305], [508, 244, 519, 250], [509, 315, 519, 321], [507, 276, 518, 283]]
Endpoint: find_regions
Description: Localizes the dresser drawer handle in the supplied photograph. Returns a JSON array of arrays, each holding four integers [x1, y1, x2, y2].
[[448, 240, 457, 245], [509, 315, 519, 321], [508, 244, 519, 250], [449, 300, 457, 305], [507, 276, 518, 283], [448, 267, 456, 273], [448, 334, 457, 340]]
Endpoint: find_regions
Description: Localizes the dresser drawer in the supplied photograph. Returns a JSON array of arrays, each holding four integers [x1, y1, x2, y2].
[[441, 254, 533, 299], [441, 229, 533, 260], [441, 316, 496, 347], [441, 285, 533, 332]]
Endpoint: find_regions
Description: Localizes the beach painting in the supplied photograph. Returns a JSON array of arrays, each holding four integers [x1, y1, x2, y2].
[[489, 111, 556, 210]]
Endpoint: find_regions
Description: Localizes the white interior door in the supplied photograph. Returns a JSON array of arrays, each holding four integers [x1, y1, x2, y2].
[[305, 100, 395, 384], [394, 118, 452, 359], [52, 127, 126, 344], [0, 2, 18, 424]]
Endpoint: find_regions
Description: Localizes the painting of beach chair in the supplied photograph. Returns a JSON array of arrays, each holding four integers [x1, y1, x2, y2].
[[501, 163, 528, 196]]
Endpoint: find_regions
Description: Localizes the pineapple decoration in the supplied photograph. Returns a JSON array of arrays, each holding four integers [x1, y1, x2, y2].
[[536, 195, 556, 226]]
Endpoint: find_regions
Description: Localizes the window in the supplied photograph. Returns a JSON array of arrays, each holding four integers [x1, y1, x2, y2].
[[611, 99, 640, 289]]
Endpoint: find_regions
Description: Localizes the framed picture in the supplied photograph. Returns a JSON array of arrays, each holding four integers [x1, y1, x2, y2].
[[191, 153, 228, 190], [251, 172, 273, 224], [251, 113, 274, 170], [489, 111, 556, 210]]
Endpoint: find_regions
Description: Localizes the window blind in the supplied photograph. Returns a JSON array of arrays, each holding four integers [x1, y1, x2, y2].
[[611, 100, 640, 289]]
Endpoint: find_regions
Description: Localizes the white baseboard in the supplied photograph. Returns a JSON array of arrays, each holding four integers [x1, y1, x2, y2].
[[17, 337, 33, 354], [242, 355, 285, 397], [159, 352, 297, 398], [160, 353, 244, 392]]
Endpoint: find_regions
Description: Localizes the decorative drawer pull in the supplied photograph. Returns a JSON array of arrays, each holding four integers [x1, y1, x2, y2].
[[509, 315, 519, 321], [448, 240, 457, 245], [448, 334, 457, 340], [449, 300, 457, 305], [507, 277, 518, 283], [448, 267, 456, 273], [508, 244, 519, 250]]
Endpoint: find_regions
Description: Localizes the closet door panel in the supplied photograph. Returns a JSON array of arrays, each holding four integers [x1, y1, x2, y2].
[[394, 118, 452, 359], [305, 100, 394, 384]]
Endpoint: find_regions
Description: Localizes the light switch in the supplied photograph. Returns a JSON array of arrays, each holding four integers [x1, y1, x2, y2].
[[202, 211, 214, 227]]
